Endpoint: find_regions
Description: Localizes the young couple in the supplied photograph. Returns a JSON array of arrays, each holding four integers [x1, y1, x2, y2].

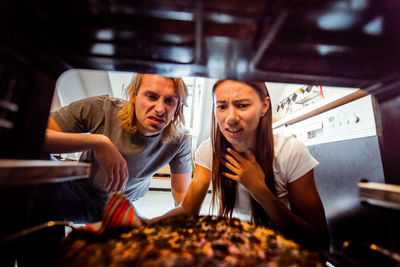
[[48, 74, 328, 250], [42, 74, 328, 262]]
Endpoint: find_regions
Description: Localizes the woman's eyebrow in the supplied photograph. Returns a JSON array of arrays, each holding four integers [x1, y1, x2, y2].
[[233, 99, 252, 102], [216, 98, 252, 103]]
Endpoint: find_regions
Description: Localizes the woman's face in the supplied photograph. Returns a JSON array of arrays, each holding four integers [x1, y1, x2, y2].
[[213, 81, 270, 152]]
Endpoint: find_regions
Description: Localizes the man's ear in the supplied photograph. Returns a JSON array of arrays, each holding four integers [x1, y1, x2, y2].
[[261, 96, 270, 117]]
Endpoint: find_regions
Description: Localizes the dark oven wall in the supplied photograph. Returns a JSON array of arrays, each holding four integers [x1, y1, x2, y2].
[[310, 136, 400, 253], [2, 0, 400, 159], [1, 0, 400, 260]]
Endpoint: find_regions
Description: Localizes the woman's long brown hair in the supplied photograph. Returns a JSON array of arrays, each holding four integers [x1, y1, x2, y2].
[[211, 80, 276, 226]]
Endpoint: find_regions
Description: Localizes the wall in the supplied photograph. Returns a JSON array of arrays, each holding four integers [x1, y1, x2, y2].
[[52, 69, 114, 109]]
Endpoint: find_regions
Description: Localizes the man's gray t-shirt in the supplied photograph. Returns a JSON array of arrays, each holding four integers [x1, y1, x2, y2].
[[51, 95, 192, 202]]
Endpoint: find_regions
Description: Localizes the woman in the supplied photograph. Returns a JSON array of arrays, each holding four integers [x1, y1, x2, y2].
[[154, 80, 329, 250]]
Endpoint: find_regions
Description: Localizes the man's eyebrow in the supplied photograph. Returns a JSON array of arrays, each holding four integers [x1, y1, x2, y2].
[[162, 93, 179, 100], [150, 93, 178, 101], [165, 95, 178, 99], [144, 90, 177, 98]]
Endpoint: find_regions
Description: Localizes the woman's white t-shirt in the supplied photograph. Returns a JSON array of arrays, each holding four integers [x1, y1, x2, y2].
[[195, 134, 319, 221]]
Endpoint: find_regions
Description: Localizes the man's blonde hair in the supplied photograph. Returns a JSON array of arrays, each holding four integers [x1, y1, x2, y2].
[[118, 74, 188, 142]]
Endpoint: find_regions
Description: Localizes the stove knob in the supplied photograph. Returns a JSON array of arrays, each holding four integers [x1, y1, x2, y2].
[[351, 116, 360, 123]]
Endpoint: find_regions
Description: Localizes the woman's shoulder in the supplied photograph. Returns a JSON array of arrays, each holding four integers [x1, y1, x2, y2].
[[273, 134, 308, 158], [200, 137, 212, 146], [274, 133, 293, 153], [273, 133, 318, 172], [273, 134, 319, 183], [196, 137, 212, 153], [195, 137, 212, 170]]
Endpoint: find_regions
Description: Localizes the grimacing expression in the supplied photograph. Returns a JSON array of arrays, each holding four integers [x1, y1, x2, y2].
[[134, 74, 179, 136], [214, 81, 269, 151]]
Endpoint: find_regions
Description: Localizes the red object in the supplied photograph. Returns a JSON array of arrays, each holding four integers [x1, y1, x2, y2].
[[78, 192, 142, 234]]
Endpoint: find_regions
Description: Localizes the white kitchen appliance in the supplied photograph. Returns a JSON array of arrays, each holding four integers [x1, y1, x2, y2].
[[282, 95, 378, 146], [278, 95, 386, 251]]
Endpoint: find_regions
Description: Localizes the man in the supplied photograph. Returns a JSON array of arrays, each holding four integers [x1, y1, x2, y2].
[[13, 73, 191, 267], [43, 73, 192, 222]]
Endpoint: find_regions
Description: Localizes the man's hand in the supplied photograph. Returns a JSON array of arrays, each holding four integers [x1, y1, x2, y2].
[[93, 135, 129, 192], [45, 117, 129, 192]]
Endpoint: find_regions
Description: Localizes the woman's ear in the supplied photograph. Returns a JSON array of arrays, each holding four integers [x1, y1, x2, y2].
[[261, 96, 270, 117]]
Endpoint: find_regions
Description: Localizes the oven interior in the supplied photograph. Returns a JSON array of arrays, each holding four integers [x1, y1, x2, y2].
[[1, 0, 400, 265]]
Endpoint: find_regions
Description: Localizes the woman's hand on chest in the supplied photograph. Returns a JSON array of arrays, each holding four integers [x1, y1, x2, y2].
[[222, 148, 269, 194]]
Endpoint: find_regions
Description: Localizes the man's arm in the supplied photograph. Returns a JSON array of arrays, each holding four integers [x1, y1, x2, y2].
[[47, 116, 62, 131], [170, 173, 191, 206], [44, 117, 129, 192]]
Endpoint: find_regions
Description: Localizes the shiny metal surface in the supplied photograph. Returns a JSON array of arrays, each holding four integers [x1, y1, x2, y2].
[[2, 0, 399, 88], [1, 1, 399, 160]]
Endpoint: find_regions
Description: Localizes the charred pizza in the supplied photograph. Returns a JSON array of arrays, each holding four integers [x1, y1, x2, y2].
[[59, 215, 322, 266]]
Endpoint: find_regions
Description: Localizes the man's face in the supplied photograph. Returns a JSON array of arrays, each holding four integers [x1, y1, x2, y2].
[[134, 74, 179, 136]]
